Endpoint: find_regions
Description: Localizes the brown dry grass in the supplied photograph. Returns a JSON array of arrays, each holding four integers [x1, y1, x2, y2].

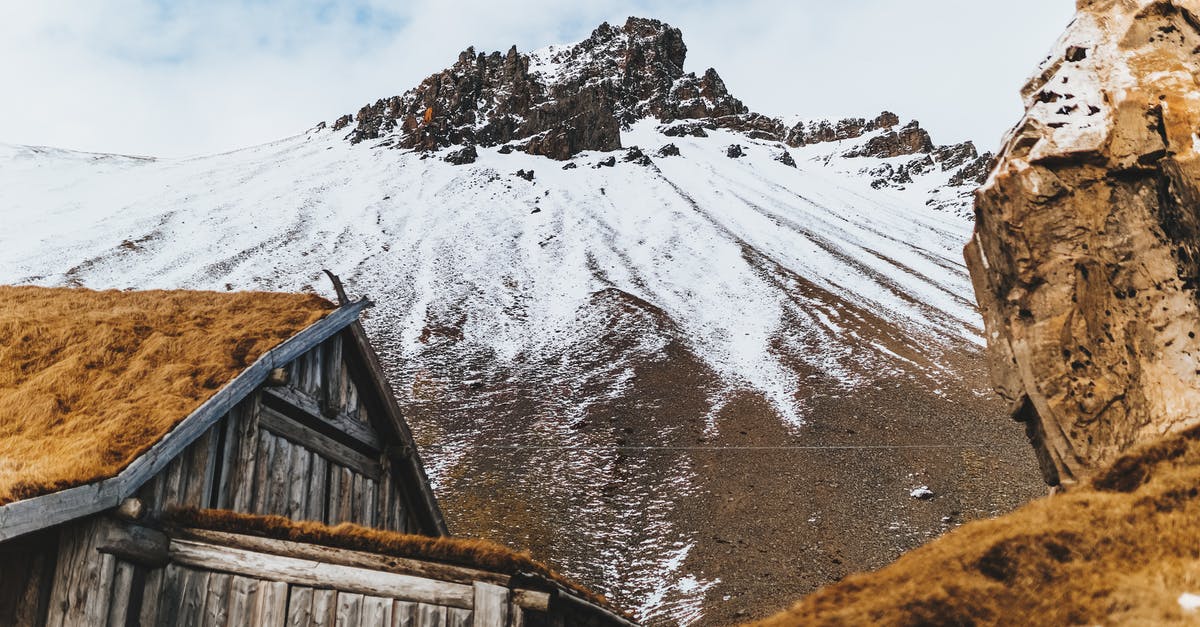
[[0, 286, 332, 505], [748, 424, 1200, 626], [164, 507, 617, 610]]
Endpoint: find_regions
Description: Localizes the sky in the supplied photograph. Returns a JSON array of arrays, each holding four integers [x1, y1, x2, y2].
[[0, 1, 1076, 158]]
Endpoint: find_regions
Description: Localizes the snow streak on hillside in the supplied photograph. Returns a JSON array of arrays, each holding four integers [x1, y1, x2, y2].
[[0, 119, 985, 623]]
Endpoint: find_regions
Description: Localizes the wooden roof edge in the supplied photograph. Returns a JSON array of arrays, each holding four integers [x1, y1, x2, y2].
[[0, 298, 371, 543]]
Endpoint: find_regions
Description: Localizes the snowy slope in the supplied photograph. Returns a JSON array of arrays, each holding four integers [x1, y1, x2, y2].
[[0, 118, 1006, 622]]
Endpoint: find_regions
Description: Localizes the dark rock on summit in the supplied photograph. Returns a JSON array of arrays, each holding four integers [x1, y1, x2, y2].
[[623, 147, 653, 166], [726, 144, 745, 158], [662, 122, 711, 138], [337, 17, 745, 160], [775, 150, 796, 167], [594, 156, 616, 168], [515, 169, 535, 181], [787, 111, 899, 147], [932, 142, 979, 171]]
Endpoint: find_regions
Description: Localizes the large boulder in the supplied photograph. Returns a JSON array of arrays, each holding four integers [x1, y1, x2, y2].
[[967, 0, 1200, 487]]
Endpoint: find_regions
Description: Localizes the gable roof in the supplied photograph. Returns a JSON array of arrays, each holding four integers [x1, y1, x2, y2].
[[0, 286, 336, 506], [0, 285, 451, 538]]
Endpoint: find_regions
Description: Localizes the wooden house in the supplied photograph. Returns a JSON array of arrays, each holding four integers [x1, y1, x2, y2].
[[0, 286, 635, 627]]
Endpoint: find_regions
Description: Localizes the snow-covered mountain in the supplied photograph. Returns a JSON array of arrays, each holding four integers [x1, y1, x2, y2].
[[0, 17, 1039, 626]]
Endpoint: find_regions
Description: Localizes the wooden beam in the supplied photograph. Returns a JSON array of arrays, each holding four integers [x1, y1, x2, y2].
[[262, 386, 381, 451], [168, 539, 474, 609], [258, 406, 382, 481], [176, 528, 510, 588], [512, 589, 551, 612], [95, 517, 169, 567], [0, 299, 370, 542]]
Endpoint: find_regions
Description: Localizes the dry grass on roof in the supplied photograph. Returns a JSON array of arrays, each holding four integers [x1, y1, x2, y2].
[[164, 507, 618, 611], [748, 424, 1200, 626], [0, 286, 333, 505]]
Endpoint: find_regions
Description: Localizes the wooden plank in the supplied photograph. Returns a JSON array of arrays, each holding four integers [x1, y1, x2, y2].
[[158, 564, 186, 627], [416, 603, 447, 627], [262, 386, 382, 451], [182, 427, 216, 508], [259, 406, 382, 481], [362, 478, 377, 528], [362, 595, 393, 627], [176, 528, 510, 588], [251, 430, 277, 514], [137, 566, 165, 626], [0, 300, 368, 542], [169, 539, 474, 608], [392, 601, 417, 627], [105, 560, 136, 627], [288, 444, 311, 519], [335, 592, 362, 627], [351, 474, 364, 525], [203, 572, 232, 627], [214, 411, 241, 510], [254, 581, 288, 627], [510, 607, 524, 627], [95, 517, 169, 567], [447, 608, 472, 627], [230, 398, 262, 513], [45, 519, 116, 627], [472, 583, 509, 627], [336, 467, 355, 524], [307, 454, 328, 523], [311, 589, 337, 627], [178, 568, 210, 627], [511, 590, 550, 612], [266, 436, 294, 516], [225, 576, 260, 627], [326, 462, 343, 525], [286, 586, 315, 627]]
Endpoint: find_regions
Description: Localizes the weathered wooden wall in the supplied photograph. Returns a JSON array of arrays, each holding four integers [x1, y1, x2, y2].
[[133, 331, 425, 532], [33, 523, 630, 627]]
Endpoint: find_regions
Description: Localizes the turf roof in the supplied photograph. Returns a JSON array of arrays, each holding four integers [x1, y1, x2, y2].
[[0, 286, 333, 505]]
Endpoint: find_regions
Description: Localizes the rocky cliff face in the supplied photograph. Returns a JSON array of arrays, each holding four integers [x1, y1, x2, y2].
[[331, 15, 994, 197], [967, 0, 1200, 486]]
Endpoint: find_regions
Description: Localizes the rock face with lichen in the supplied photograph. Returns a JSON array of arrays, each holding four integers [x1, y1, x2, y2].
[[967, 0, 1200, 487]]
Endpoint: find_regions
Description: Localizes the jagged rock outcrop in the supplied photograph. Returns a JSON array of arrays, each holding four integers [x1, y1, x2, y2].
[[967, 0, 1200, 486], [787, 111, 899, 147], [339, 17, 745, 160]]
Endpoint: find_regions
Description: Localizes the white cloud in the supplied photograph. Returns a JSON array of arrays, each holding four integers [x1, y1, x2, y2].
[[0, 1, 1074, 157]]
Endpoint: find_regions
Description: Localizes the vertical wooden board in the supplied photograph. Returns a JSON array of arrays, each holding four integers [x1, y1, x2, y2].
[[136, 567, 164, 626], [336, 467, 354, 524], [267, 437, 295, 516], [178, 568, 210, 627], [286, 586, 315, 627], [361, 595, 392, 627], [158, 564, 187, 627], [253, 581, 288, 627], [391, 601, 417, 627], [46, 520, 116, 627], [225, 576, 259, 627], [510, 607, 525, 627], [361, 478, 376, 528], [181, 427, 216, 508], [415, 603, 447, 627], [288, 444, 312, 520], [202, 572, 231, 627], [252, 430, 278, 514], [472, 583, 510, 627], [447, 608, 472, 627], [215, 411, 241, 510], [161, 453, 187, 510], [105, 560, 136, 627], [310, 589, 336, 627], [334, 592, 363, 627], [307, 454, 328, 523], [326, 463, 343, 525], [350, 473, 364, 525], [230, 398, 263, 512]]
